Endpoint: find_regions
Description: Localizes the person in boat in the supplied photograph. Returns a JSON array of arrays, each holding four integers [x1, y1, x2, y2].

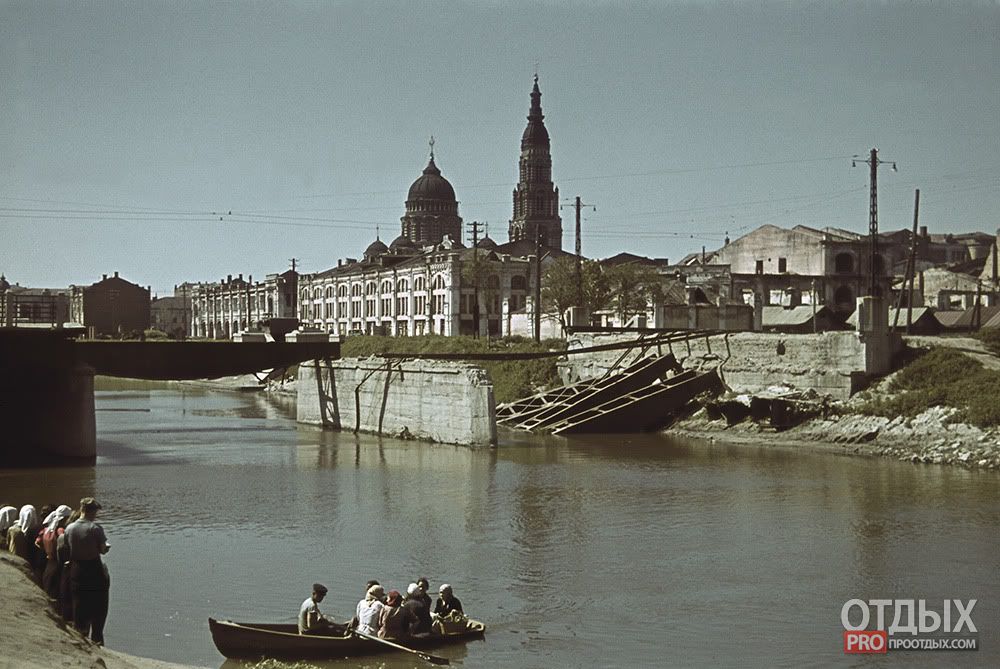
[[38, 504, 72, 600], [65, 497, 111, 646], [416, 577, 433, 615], [298, 583, 339, 635], [349, 580, 380, 629], [378, 589, 418, 640], [403, 582, 433, 634], [354, 583, 386, 636], [433, 583, 463, 617]]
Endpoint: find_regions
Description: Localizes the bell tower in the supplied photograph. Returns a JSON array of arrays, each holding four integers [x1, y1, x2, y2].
[[508, 76, 562, 249]]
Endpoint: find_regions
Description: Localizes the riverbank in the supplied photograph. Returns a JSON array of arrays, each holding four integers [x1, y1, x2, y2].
[[671, 406, 1000, 469], [0, 554, 206, 669]]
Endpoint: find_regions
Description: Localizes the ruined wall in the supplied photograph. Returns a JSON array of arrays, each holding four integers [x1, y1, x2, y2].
[[559, 331, 900, 399], [297, 358, 497, 446]]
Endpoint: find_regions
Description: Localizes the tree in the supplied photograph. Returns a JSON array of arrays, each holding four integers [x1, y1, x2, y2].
[[461, 249, 502, 337], [541, 257, 610, 328], [603, 262, 664, 325]]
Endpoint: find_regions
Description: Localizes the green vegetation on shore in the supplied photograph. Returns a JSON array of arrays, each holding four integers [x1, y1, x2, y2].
[[342, 335, 566, 404], [859, 347, 1000, 427], [976, 329, 1000, 356]]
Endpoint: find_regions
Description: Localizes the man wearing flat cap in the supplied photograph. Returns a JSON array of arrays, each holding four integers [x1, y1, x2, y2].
[[298, 582, 340, 635], [65, 497, 111, 645]]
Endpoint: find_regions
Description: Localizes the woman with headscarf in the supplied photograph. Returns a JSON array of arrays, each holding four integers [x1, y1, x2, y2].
[[378, 589, 418, 640], [8, 504, 40, 564], [56, 510, 81, 621], [0, 506, 16, 549], [354, 584, 386, 636], [39, 505, 72, 599], [433, 583, 463, 617]]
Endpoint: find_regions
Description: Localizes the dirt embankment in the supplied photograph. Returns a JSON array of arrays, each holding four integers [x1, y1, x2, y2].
[[672, 406, 1000, 469], [672, 340, 1000, 470], [0, 554, 205, 669]]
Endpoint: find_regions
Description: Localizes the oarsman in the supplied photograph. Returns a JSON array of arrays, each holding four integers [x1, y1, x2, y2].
[[298, 583, 338, 635], [65, 497, 110, 646]]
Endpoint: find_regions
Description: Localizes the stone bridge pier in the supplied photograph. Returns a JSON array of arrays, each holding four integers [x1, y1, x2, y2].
[[1, 334, 97, 465]]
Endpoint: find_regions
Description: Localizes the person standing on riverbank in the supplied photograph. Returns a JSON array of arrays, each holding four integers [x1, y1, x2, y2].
[[65, 498, 110, 646]]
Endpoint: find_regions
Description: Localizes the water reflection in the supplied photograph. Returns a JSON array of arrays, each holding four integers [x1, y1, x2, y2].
[[0, 383, 996, 668]]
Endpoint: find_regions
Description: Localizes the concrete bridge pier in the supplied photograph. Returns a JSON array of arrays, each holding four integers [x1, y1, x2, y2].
[[1, 361, 96, 465]]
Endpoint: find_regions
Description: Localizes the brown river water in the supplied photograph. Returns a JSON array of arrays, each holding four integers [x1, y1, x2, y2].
[[1, 381, 998, 668]]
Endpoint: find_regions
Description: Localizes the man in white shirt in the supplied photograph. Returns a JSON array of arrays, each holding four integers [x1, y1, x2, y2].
[[298, 583, 338, 635]]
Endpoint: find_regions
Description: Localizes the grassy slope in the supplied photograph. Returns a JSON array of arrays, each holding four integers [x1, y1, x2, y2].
[[859, 346, 1000, 427], [341, 335, 566, 404]]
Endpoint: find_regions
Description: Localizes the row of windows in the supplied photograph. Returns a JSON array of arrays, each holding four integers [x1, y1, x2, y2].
[[301, 274, 528, 302]]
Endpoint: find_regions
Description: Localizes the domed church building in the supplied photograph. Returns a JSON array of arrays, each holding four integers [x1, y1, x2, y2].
[[297, 80, 568, 339]]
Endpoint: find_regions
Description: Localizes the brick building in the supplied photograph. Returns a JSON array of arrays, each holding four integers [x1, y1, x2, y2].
[[70, 272, 150, 337]]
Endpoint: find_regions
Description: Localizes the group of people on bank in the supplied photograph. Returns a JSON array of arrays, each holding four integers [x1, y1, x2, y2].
[[299, 577, 465, 642], [0, 497, 111, 646]]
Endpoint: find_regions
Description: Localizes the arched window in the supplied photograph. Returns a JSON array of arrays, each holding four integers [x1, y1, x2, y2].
[[396, 278, 409, 293], [366, 281, 378, 296], [834, 253, 854, 274], [381, 279, 393, 294], [325, 286, 334, 299], [301, 289, 309, 303], [511, 275, 526, 291], [338, 285, 348, 297], [313, 288, 322, 300], [432, 274, 446, 290], [351, 283, 362, 297], [834, 285, 854, 311], [414, 276, 426, 291]]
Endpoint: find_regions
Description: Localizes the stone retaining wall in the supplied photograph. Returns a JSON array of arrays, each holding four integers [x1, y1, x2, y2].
[[560, 331, 902, 400], [297, 357, 497, 446]]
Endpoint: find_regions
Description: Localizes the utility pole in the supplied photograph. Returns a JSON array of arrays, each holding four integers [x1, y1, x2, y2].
[[852, 148, 897, 297], [466, 221, 484, 338], [560, 197, 594, 308], [534, 225, 542, 342], [288, 258, 298, 273]]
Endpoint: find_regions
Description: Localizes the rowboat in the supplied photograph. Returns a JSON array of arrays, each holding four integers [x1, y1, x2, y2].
[[208, 617, 486, 660]]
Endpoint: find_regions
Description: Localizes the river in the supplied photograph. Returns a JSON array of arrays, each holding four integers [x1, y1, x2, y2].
[[1, 381, 997, 668]]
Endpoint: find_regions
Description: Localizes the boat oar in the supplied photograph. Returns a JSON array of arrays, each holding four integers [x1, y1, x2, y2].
[[352, 628, 450, 665]]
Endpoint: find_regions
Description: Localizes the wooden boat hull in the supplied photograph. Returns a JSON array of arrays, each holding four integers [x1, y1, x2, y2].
[[208, 617, 484, 660]]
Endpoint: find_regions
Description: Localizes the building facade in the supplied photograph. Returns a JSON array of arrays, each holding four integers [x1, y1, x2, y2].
[[190, 270, 298, 339], [0, 275, 71, 328], [70, 272, 151, 337], [150, 283, 195, 339]]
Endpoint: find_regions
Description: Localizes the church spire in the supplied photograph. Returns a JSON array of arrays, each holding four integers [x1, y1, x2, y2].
[[509, 76, 561, 249]]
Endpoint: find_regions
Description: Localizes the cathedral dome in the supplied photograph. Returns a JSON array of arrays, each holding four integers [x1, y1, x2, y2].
[[476, 236, 498, 250], [389, 234, 417, 253], [364, 238, 389, 259], [407, 157, 456, 202]]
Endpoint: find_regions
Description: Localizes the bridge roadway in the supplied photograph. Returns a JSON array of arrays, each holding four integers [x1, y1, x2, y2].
[[0, 329, 340, 465]]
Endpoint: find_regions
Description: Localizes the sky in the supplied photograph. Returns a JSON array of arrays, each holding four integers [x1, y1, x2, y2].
[[2, 0, 999, 296]]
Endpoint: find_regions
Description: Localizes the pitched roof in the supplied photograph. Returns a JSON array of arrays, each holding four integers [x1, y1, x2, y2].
[[761, 305, 832, 327]]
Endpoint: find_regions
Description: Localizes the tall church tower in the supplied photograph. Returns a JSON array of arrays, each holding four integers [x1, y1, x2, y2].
[[508, 76, 562, 249]]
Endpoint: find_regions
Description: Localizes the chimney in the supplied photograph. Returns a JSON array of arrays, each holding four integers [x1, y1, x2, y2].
[[113, 271, 118, 278], [338, 259, 342, 267], [227, 274, 232, 283], [920, 225, 928, 238], [102, 274, 107, 281], [238, 273, 243, 281]]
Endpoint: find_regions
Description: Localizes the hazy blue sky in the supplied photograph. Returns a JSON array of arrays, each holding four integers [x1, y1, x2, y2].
[[3, 1, 999, 295]]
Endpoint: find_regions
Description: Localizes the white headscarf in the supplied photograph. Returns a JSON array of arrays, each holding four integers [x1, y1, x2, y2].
[[44, 505, 72, 532], [0, 506, 16, 533], [16, 505, 39, 536]]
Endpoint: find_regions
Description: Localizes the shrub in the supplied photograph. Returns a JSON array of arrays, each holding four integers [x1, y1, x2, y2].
[[976, 328, 1000, 356], [859, 347, 1000, 427]]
